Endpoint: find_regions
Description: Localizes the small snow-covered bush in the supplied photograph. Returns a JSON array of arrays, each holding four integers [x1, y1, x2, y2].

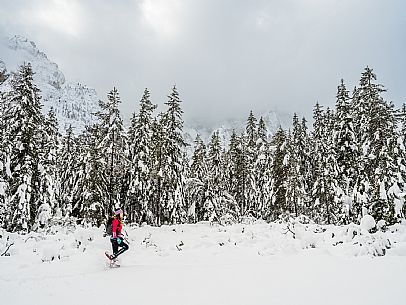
[[240, 216, 256, 225], [296, 215, 313, 225], [36, 203, 52, 228], [274, 215, 396, 256], [351, 232, 391, 256], [41, 246, 60, 262], [376, 220, 386, 231], [219, 213, 237, 226], [73, 227, 95, 251], [360, 215, 376, 233], [327, 220, 393, 256]]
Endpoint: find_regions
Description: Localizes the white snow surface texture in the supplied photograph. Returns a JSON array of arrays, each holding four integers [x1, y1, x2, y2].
[[1, 219, 406, 305]]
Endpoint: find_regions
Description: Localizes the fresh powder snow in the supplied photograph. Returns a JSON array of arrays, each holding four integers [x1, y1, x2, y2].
[[1, 219, 405, 305]]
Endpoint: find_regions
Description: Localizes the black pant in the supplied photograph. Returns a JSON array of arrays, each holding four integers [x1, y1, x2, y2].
[[111, 238, 129, 258]]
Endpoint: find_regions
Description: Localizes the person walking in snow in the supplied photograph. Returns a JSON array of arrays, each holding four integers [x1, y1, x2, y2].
[[106, 208, 129, 262]]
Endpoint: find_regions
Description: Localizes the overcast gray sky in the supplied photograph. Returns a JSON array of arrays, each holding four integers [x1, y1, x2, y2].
[[1, 0, 405, 126]]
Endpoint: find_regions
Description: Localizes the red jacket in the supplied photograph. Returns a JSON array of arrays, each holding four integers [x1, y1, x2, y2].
[[112, 218, 122, 238]]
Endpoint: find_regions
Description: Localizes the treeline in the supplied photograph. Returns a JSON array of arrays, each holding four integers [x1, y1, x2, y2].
[[0, 64, 405, 233]]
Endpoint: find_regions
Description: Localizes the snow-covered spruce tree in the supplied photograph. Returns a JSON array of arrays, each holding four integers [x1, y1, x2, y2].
[[150, 117, 165, 225], [253, 116, 272, 218], [333, 79, 357, 223], [1, 63, 48, 232], [269, 127, 288, 220], [311, 104, 342, 224], [190, 134, 207, 183], [74, 88, 127, 225], [246, 110, 258, 148], [57, 125, 80, 219], [204, 130, 239, 223], [399, 103, 406, 169], [73, 125, 107, 225], [368, 99, 398, 224], [0, 89, 9, 228], [96, 88, 128, 219], [244, 111, 259, 216], [351, 67, 383, 221], [156, 86, 187, 224], [185, 134, 208, 222], [352, 67, 399, 224], [35, 107, 60, 229], [300, 117, 314, 216], [398, 104, 406, 219], [126, 88, 157, 224], [257, 117, 267, 147], [205, 131, 223, 221], [325, 108, 345, 224], [308, 103, 326, 222], [224, 130, 250, 216], [223, 131, 238, 202], [285, 113, 308, 217]]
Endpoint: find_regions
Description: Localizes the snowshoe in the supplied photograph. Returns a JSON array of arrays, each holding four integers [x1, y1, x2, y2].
[[105, 251, 120, 268]]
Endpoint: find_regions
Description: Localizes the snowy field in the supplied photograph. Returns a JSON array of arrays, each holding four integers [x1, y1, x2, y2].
[[1, 218, 406, 305]]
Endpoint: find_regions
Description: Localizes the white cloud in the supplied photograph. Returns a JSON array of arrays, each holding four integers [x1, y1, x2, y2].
[[0, 0, 405, 125], [7, 0, 84, 38], [140, 0, 185, 39], [33, 0, 83, 37]]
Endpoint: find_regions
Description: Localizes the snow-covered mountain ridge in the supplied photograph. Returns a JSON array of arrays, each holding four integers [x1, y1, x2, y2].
[[0, 35, 100, 133], [0, 35, 292, 141], [184, 110, 292, 148]]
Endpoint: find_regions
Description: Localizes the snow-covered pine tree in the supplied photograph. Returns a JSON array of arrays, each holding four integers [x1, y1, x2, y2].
[[205, 131, 223, 220], [223, 130, 238, 203], [351, 67, 383, 222], [257, 117, 267, 144], [398, 104, 406, 219], [150, 117, 165, 225], [244, 111, 258, 216], [96, 88, 128, 219], [300, 117, 314, 216], [73, 124, 107, 225], [1, 63, 47, 232], [309, 103, 324, 221], [368, 98, 398, 224], [185, 134, 207, 222], [333, 79, 357, 223], [57, 125, 80, 219], [253, 116, 272, 218], [285, 113, 308, 217], [224, 130, 250, 216], [190, 134, 207, 182], [246, 111, 257, 148], [73, 88, 127, 225], [126, 88, 157, 224], [35, 107, 60, 229], [324, 108, 343, 224], [269, 127, 288, 220], [352, 67, 399, 224], [0, 89, 9, 228], [311, 104, 341, 224], [204, 131, 239, 223], [158, 86, 187, 224]]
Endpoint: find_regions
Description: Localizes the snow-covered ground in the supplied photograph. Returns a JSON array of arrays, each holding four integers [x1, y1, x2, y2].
[[1, 219, 406, 305]]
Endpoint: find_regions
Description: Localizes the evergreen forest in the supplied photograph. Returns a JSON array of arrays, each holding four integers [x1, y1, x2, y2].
[[1, 64, 405, 232]]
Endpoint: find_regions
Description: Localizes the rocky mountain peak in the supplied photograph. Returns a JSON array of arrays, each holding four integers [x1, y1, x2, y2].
[[0, 35, 99, 133]]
